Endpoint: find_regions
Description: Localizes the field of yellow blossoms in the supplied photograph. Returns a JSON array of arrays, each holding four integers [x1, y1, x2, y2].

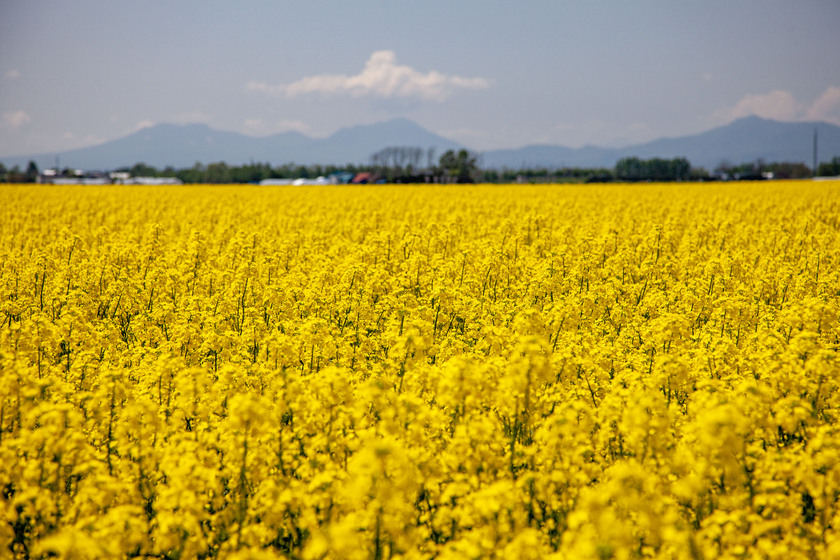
[[1, 180, 839, 559]]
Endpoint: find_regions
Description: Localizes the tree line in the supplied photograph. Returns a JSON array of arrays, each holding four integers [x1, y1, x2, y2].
[[714, 159, 818, 180], [3, 151, 840, 184]]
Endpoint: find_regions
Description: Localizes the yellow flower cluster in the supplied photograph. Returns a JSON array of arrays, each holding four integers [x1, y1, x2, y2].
[[1, 181, 839, 559]]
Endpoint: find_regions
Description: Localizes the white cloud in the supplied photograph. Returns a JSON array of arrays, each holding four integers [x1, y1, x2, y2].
[[133, 120, 156, 132], [729, 90, 802, 121], [247, 50, 490, 102], [243, 118, 265, 131], [717, 86, 840, 126], [3, 110, 30, 128], [805, 86, 840, 123]]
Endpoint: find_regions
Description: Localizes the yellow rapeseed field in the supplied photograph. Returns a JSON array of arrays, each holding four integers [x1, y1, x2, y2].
[[1, 181, 839, 559]]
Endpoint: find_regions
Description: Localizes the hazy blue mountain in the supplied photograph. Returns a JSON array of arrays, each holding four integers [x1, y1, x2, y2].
[[1, 123, 315, 170], [611, 116, 840, 170], [303, 118, 464, 166], [481, 116, 840, 171], [480, 144, 617, 169], [2, 118, 464, 171], [3, 116, 839, 172]]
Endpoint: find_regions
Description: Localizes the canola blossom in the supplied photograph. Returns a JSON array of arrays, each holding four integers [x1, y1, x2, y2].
[[1, 181, 839, 559]]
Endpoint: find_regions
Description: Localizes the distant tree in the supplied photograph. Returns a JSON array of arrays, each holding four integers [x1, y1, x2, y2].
[[713, 159, 810, 180], [817, 156, 840, 177], [616, 156, 692, 182], [6, 165, 24, 183], [205, 162, 231, 183], [585, 171, 615, 183], [25, 160, 39, 182], [231, 162, 273, 183], [175, 162, 206, 183], [438, 149, 479, 183], [763, 162, 811, 179], [130, 162, 159, 177], [615, 157, 645, 181], [426, 147, 436, 172], [406, 147, 423, 175], [293, 165, 311, 179], [689, 167, 711, 181], [714, 160, 733, 178], [370, 146, 428, 181], [671, 157, 691, 181]]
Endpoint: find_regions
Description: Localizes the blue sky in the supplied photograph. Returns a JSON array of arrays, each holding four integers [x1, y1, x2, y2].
[[1, 0, 839, 157]]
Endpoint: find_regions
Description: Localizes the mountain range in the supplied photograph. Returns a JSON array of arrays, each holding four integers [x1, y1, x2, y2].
[[3, 116, 839, 172], [485, 117, 840, 171]]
